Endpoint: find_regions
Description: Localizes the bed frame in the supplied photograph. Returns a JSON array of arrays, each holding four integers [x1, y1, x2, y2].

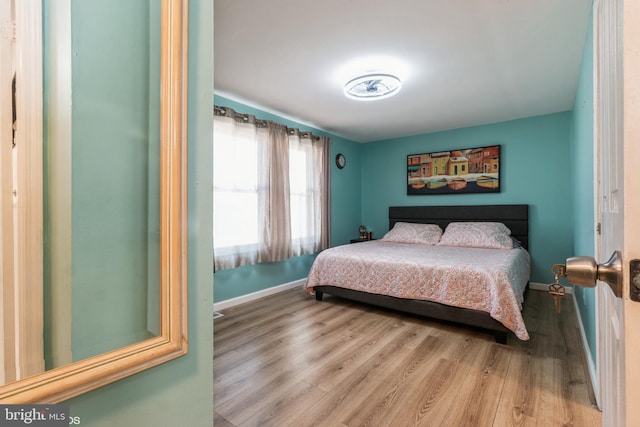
[[313, 204, 529, 344]]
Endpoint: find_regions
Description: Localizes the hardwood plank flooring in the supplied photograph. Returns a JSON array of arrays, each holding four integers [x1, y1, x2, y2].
[[214, 288, 601, 427]]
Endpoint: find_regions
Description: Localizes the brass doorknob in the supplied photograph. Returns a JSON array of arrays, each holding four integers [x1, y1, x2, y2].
[[566, 251, 622, 297]]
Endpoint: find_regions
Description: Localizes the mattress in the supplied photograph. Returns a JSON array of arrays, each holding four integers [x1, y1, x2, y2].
[[305, 240, 530, 340]]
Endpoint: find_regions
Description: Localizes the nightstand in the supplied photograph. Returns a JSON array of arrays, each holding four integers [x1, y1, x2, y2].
[[350, 238, 377, 243]]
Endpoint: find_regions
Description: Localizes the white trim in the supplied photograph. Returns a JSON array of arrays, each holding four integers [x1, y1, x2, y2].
[[214, 278, 307, 312], [46, 0, 73, 368], [592, 1, 603, 415], [217, 280, 567, 305], [0, 0, 15, 386], [14, 0, 44, 380], [217, 281, 575, 310], [528, 281, 574, 294], [572, 292, 601, 409], [592, 0, 606, 415]]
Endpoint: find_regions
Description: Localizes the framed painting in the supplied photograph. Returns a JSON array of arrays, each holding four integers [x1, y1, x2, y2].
[[407, 145, 500, 195]]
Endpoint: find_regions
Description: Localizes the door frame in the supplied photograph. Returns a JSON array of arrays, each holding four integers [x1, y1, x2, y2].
[[0, 0, 44, 381]]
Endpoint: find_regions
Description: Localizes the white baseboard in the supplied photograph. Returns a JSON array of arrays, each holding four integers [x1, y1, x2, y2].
[[214, 278, 306, 312], [528, 281, 574, 294], [571, 292, 601, 409]]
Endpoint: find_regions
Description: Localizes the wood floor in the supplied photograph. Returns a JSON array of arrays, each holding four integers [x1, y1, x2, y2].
[[214, 288, 601, 427]]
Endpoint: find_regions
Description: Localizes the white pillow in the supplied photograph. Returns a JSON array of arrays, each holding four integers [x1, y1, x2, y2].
[[437, 222, 513, 249], [381, 222, 443, 245]]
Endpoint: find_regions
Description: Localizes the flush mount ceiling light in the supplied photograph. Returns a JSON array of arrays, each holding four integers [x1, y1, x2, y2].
[[344, 73, 402, 101]]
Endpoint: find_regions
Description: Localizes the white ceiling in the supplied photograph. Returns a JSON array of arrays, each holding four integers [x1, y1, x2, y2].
[[214, 0, 592, 143]]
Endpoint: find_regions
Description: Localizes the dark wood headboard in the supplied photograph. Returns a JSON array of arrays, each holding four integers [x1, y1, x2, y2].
[[389, 204, 529, 250]]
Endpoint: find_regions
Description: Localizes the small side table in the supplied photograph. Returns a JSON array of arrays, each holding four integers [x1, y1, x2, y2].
[[350, 238, 377, 243]]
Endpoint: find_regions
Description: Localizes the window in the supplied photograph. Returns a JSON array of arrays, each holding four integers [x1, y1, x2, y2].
[[213, 119, 260, 252], [213, 107, 330, 271]]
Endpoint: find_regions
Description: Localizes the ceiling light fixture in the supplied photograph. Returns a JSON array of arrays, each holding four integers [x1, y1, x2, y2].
[[344, 73, 402, 101]]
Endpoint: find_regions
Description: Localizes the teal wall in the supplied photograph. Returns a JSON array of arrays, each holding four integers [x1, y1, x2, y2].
[[361, 113, 574, 284], [213, 95, 362, 302], [214, 103, 578, 301], [63, 1, 214, 425], [43, 0, 161, 369], [70, 0, 158, 361], [571, 9, 597, 363]]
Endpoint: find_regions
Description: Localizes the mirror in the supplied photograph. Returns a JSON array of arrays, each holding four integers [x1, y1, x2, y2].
[[0, 0, 188, 403]]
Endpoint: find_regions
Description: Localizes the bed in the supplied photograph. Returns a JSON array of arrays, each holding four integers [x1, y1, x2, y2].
[[304, 204, 530, 344]]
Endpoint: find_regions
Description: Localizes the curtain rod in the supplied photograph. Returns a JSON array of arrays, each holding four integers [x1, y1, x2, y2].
[[214, 105, 321, 141]]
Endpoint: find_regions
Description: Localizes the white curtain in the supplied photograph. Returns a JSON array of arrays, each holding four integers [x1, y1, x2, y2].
[[288, 128, 329, 256], [258, 122, 290, 262], [213, 106, 330, 271]]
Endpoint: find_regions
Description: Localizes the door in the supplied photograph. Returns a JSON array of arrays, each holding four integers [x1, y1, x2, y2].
[[594, 0, 640, 424]]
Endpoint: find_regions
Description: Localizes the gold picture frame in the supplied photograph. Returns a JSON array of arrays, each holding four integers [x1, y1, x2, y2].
[[0, 0, 189, 403]]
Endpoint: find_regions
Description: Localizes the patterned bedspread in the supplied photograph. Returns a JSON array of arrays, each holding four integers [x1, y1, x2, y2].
[[304, 241, 531, 340]]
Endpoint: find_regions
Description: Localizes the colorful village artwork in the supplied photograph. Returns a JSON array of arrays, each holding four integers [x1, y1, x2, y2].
[[407, 145, 500, 195]]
